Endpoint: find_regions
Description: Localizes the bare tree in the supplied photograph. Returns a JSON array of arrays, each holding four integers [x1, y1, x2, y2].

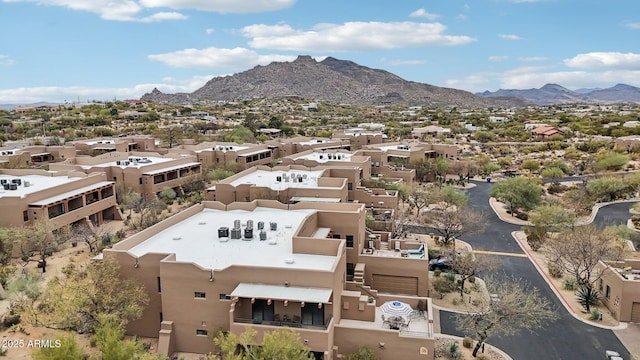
[[545, 225, 625, 287], [455, 276, 558, 357], [71, 222, 109, 253], [407, 186, 428, 217], [447, 252, 498, 298], [544, 225, 625, 311], [422, 206, 485, 249], [12, 220, 66, 273], [126, 193, 165, 229]]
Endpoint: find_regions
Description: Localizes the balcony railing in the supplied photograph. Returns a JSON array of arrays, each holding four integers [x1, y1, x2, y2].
[[234, 315, 332, 331]]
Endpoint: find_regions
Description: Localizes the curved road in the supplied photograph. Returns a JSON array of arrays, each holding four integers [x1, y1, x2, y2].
[[411, 181, 633, 360]]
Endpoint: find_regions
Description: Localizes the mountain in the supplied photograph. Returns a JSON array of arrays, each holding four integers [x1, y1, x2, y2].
[[142, 55, 526, 108], [477, 83, 640, 105]]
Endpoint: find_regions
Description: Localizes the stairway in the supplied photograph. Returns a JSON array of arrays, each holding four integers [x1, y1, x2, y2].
[[379, 241, 389, 251], [353, 263, 365, 284]]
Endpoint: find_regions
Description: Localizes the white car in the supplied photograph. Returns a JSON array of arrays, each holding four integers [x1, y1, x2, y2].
[[606, 350, 623, 360]]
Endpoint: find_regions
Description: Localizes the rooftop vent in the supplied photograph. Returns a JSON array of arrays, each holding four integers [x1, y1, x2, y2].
[[233, 219, 241, 229], [285, 257, 295, 264], [230, 228, 241, 239], [172, 235, 182, 240]]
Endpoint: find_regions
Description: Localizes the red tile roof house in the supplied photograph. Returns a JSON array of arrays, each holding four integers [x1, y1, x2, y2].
[[531, 125, 564, 138]]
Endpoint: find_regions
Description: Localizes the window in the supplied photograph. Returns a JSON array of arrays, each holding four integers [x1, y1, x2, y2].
[[157, 277, 161, 293], [219, 294, 231, 300], [160, 312, 163, 322], [605, 285, 611, 299], [139, 178, 142, 185], [347, 182, 353, 190], [23, 210, 28, 222], [599, 279, 603, 291], [345, 235, 354, 248], [196, 329, 208, 336], [252, 299, 275, 322], [195, 292, 206, 299], [332, 234, 340, 239], [301, 303, 324, 326]]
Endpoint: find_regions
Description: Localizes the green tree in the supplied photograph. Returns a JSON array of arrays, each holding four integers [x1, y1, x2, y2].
[[18, 260, 149, 333], [12, 220, 66, 273], [529, 204, 576, 233], [32, 332, 88, 360], [454, 276, 558, 357], [93, 314, 152, 360], [211, 327, 313, 360], [344, 346, 378, 360], [585, 176, 629, 202], [520, 159, 540, 173], [592, 151, 629, 172], [489, 176, 543, 215], [540, 167, 564, 183]]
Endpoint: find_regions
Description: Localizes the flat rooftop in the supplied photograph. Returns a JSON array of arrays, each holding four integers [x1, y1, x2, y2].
[[229, 169, 326, 190], [127, 207, 338, 271], [296, 139, 335, 146], [377, 144, 413, 152], [0, 174, 81, 198], [195, 145, 250, 153], [296, 152, 353, 163], [80, 156, 174, 170]]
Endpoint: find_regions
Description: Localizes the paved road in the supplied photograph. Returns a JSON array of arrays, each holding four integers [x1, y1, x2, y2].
[[410, 181, 632, 360]]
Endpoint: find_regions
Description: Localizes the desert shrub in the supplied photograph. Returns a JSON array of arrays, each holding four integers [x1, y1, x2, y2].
[[524, 225, 547, 251], [468, 275, 476, 283], [589, 309, 601, 320], [548, 262, 563, 278], [448, 341, 461, 360], [451, 298, 459, 306], [433, 269, 442, 277], [563, 278, 577, 291], [462, 337, 473, 348], [444, 272, 456, 282]]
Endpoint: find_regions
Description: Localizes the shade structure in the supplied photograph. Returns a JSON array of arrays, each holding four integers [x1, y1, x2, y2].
[[380, 300, 413, 318]]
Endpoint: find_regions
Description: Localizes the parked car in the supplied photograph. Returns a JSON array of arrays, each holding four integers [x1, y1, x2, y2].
[[606, 350, 623, 360], [429, 257, 452, 271]]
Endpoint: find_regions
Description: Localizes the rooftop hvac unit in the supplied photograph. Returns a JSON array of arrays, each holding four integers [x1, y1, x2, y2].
[[23, 181, 30, 187], [116, 160, 122, 165], [276, 176, 282, 182], [319, 155, 323, 159], [302, 174, 307, 179], [316, 139, 323, 143], [270, 222, 277, 231], [0, 179, 6, 184], [11, 179, 21, 185], [218, 227, 229, 238], [259, 230, 267, 241], [244, 228, 253, 240], [246, 219, 253, 229], [233, 219, 241, 229], [124, 161, 130, 166], [284, 177, 289, 182], [9, 184, 17, 190], [257, 221, 264, 230], [230, 228, 242, 239], [298, 177, 303, 183], [2, 184, 9, 190]]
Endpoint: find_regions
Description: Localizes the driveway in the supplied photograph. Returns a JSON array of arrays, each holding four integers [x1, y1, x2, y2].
[[410, 180, 633, 360]]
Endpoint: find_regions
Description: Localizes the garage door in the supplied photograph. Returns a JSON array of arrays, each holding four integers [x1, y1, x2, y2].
[[372, 274, 418, 295], [632, 302, 640, 322]]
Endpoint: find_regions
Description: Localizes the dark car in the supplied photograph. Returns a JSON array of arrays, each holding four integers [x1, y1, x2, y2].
[[429, 257, 452, 271]]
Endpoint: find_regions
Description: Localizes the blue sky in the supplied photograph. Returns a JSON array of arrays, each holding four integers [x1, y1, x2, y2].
[[1, 0, 639, 104]]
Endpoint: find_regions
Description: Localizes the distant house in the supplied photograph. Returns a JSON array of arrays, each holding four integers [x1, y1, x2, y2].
[[531, 125, 563, 138]]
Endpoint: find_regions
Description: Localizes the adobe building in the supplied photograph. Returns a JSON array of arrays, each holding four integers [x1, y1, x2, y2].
[[67, 135, 157, 155], [49, 152, 202, 198], [333, 129, 387, 150], [266, 137, 352, 159], [0, 169, 121, 229], [596, 259, 640, 322], [102, 200, 434, 359], [170, 142, 275, 170], [208, 164, 399, 210], [0, 145, 76, 168]]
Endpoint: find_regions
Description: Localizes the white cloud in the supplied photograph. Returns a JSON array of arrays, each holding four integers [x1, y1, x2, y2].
[[0, 0, 294, 21], [625, 22, 640, 29], [499, 34, 522, 40], [445, 74, 490, 91], [564, 52, 640, 70], [148, 46, 296, 69], [0, 55, 15, 66], [242, 21, 476, 52], [0, 75, 212, 103], [488, 55, 508, 62], [138, 0, 296, 13], [409, 8, 440, 21], [206, 28, 215, 35]]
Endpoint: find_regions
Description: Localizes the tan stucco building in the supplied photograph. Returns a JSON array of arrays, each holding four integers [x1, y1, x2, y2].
[[597, 259, 640, 322], [0, 169, 121, 229], [49, 152, 202, 198], [67, 136, 157, 155], [0, 145, 76, 168], [170, 142, 275, 170], [103, 200, 434, 360]]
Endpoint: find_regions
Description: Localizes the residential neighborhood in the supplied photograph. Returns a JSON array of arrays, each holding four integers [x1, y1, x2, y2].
[[0, 98, 639, 360]]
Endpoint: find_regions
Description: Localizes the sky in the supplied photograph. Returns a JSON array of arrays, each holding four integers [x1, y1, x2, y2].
[[1, 0, 640, 104]]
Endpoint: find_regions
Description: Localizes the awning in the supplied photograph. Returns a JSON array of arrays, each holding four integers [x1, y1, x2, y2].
[[29, 181, 114, 206], [230, 283, 332, 303], [142, 162, 200, 175], [30, 152, 51, 157]]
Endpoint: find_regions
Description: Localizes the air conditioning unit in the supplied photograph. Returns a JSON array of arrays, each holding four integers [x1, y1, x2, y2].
[[270, 222, 277, 231], [244, 228, 253, 240], [259, 230, 267, 241], [218, 227, 229, 238], [257, 221, 264, 230], [230, 228, 242, 239]]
